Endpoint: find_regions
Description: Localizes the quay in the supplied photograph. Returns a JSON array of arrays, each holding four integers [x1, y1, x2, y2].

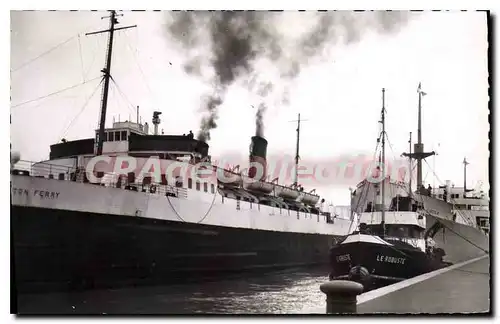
[[313, 254, 490, 314]]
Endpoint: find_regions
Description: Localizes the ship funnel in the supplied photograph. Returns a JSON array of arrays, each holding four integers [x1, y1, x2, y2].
[[248, 136, 268, 181], [144, 122, 149, 135]]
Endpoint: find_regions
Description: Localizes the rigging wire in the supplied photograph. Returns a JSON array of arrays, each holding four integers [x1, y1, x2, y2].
[[122, 30, 157, 117], [423, 159, 477, 227], [110, 79, 121, 121], [345, 132, 382, 235], [110, 77, 140, 116], [400, 172, 474, 229], [122, 31, 156, 98], [109, 79, 131, 122], [11, 18, 106, 74], [83, 35, 102, 82], [393, 164, 487, 253], [10, 35, 77, 73], [427, 210, 488, 254], [344, 118, 487, 259], [58, 78, 104, 140], [385, 129, 475, 227], [77, 34, 85, 82], [11, 76, 101, 109], [422, 159, 473, 226], [384, 131, 398, 162], [343, 119, 415, 257]]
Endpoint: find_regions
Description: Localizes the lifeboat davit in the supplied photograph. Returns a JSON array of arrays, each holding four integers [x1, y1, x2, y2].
[[216, 168, 243, 187], [301, 192, 320, 206], [244, 179, 275, 194], [274, 185, 300, 200]]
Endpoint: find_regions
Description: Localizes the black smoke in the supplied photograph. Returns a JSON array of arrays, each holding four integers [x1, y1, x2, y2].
[[165, 11, 416, 141], [280, 11, 414, 79], [253, 81, 273, 137], [166, 11, 283, 141], [255, 102, 266, 137], [198, 94, 223, 142]]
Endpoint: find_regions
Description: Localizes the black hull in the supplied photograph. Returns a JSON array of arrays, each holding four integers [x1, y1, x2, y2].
[[329, 241, 444, 290], [328, 215, 489, 290], [12, 205, 339, 293]]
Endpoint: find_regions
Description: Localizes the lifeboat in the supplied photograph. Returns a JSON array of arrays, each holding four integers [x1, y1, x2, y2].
[[274, 185, 300, 200], [216, 168, 243, 187], [301, 192, 320, 206], [244, 179, 275, 194]]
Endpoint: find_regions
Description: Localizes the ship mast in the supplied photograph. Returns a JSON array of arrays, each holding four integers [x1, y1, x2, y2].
[[408, 132, 412, 198], [86, 11, 136, 156], [290, 113, 307, 188], [294, 113, 301, 187], [463, 157, 469, 195], [402, 83, 435, 193], [380, 88, 386, 237]]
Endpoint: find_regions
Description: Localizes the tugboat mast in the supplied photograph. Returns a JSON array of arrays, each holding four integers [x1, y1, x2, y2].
[[86, 10, 136, 156], [408, 132, 412, 198], [380, 88, 386, 237]]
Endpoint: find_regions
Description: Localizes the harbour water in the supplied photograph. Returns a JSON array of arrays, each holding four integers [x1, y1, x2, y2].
[[14, 257, 490, 315], [15, 266, 331, 314]]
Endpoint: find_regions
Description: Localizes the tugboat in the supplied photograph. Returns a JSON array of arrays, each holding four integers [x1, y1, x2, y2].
[[328, 87, 489, 291]]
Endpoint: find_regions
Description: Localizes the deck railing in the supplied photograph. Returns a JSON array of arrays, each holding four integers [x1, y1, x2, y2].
[[11, 160, 351, 224]]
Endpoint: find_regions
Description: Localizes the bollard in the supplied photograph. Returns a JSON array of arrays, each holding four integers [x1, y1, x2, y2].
[[320, 280, 364, 314]]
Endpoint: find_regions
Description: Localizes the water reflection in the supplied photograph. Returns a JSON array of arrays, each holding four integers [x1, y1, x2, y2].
[[17, 266, 329, 314]]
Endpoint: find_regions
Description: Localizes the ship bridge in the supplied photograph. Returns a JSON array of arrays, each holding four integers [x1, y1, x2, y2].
[[49, 116, 210, 163]]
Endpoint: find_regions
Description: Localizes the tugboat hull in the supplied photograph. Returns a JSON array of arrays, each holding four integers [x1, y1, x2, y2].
[[328, 215, 489, 291], [328, 235, 445, 291]]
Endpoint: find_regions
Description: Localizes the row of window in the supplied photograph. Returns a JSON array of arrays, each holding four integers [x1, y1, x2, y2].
[[187, 178, 215, 194], [436, 193, 462, 199], [101, 131, 128, 142], [454, 204, 481, 211]]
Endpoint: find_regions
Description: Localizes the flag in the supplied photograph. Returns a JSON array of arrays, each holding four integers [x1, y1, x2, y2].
[[417, 82, 427, 96]]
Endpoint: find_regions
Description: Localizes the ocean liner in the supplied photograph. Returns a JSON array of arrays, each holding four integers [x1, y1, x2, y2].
[[328, 87, 490, 290], [11, 11, 355, 293]]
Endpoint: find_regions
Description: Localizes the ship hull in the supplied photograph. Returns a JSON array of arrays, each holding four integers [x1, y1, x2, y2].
[[328, 215, 489, 290], [424, 215, 489, 264], [328, 240, 442, 291], [12, 205, 340, 293]]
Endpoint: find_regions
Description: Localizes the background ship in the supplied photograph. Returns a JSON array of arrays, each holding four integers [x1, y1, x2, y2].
[[328, 87, 490, 290], [11, 11, 355, 293]]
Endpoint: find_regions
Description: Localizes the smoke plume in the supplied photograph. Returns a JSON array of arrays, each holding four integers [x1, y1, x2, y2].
[[166, 11, 283, 141], [253, 81, 273, 137], [198, 94, 223, 142], [165, 11, 416, 141], [255, 103, 266, 137], [280, 11, 414, 79]]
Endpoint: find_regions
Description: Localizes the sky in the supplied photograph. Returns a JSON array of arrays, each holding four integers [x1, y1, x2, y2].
[[10, 11, 490, 205]]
